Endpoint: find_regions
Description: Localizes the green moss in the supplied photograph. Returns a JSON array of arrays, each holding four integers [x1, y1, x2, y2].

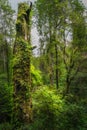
[[13, 2, 32, 127]]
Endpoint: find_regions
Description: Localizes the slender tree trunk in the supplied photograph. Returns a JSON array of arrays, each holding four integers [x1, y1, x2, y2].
[[66, 75, 70, 94], [5, 40, 10, 86], [55, 44, 58, 89]]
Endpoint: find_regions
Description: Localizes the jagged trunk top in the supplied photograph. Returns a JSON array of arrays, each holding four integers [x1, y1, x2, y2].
[[16, 2, 32, 41]]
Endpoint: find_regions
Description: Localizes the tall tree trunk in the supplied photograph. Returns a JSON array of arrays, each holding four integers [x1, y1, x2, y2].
[[12, 2, 32, 127], [5, 40, 10, 86], [55, 44, 58, 89]]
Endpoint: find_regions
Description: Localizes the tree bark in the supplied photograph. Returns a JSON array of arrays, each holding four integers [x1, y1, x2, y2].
[[13, 2, 32, 127], [55, 44, 58, 89]]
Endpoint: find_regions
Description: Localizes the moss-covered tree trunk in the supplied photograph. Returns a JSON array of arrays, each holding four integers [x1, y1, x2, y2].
[[12, 2, 32, 127]]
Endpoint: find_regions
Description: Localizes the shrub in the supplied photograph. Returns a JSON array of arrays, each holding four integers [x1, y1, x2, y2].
[[0, 123, 12, 130], [31, 86, 87, 130], [32, 86, 65, 130]]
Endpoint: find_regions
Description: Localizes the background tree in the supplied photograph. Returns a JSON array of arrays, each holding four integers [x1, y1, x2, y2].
[[0, 0, 14, 123], [62, 0, 87, 95], [0, 0, 15, 86], [34, 0, 66, 88], [35, 0, 87, 95]]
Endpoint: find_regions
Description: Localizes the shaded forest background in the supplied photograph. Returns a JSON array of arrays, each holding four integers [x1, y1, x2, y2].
[[0, 0, 87, 129]]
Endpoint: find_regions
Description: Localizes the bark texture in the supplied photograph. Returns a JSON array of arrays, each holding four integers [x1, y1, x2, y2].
[[13, 2, 32, 127]]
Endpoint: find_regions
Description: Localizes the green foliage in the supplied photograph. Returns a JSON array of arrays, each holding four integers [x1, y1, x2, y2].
[[16, 2, 31, 37], [32, 86, 63, 130], [0, 0, 14, 123], [60, 101, 87, 130], [35, 0, 87, 93], [13, 38, 31, 87], [31, 64, 42, 87], [0, 123, 12, 130], [12, 37, 32, 127], [12, 2, 33, 127], [0, 0, 87, 129], [31, 86, 87, 130], [0, 83, 13, 122]]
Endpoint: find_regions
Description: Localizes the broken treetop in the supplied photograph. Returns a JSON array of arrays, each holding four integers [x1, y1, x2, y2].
[[16, 2, 32, 40]]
